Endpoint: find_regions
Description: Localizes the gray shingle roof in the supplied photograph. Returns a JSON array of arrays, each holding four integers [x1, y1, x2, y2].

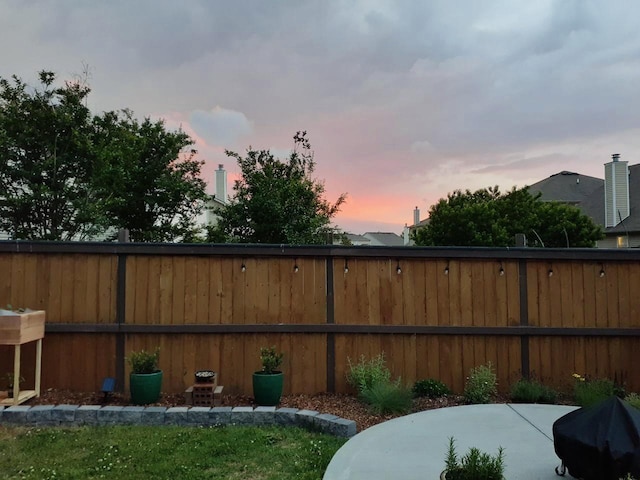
[[363, 232, 404, 246], [528, 164, 640, 234], [527, 171, 603, 205]]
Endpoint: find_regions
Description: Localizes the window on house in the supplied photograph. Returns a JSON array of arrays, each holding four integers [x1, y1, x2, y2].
[[617, 236, 628, 248]]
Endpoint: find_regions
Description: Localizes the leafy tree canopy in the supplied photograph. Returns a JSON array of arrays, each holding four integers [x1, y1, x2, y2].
[[209, 131, 346, 244], [412, 186, 604, 247], [0, 70, 207, 242]]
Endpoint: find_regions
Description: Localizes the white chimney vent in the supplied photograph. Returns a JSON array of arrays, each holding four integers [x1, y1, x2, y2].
[[413, 206, 420, 226], [604, 154, 629, 227], [216, 164, 228, 204]]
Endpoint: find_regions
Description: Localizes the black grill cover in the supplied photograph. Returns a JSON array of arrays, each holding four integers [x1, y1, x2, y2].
[[553, 396, 640, 480]]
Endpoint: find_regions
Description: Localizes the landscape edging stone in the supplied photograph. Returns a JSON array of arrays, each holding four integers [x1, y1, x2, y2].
[[0, 404, 357, 437]]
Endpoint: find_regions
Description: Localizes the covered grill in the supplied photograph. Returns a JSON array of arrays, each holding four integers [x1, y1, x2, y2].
[[553, 396, 640, 480]]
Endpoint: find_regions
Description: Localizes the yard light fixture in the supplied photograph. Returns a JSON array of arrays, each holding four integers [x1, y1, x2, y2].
[[396, 262, 402, 275], [548, 268, 554, 277], [241, 262, 246, 273], [599, 264, 605, 278], [444, 262, 449, 275], [344, 259, 349, 273], [294, 262, 299, 273], [499, 262, 505, 276]]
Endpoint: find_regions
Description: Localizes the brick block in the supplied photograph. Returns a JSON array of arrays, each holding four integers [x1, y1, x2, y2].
[[76, 405, 101, 425], [51, 405, 79, 423], [97, 406, 124, 424], [231, 406, 254, 425], [3, 405, 30, 424], [187, 406, 211, 425], [210, 406, 232, 425], [275, 407, 298, 426], [165, 406, 189, 425], [141, 407, 166, 425]]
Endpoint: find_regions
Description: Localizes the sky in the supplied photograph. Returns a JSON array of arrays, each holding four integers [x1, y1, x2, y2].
[[2, 0, 640, 235]]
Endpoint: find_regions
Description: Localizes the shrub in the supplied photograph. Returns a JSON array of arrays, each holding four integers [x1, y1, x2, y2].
[[346, 353, 391, 395], [624, 393, 640, 410], [464, 363, 497, 404], [444, 437, 505, 480], [509, 378, 557, 404], [573, 374, 623, 408], [359, 379, 413, 415], [260, 346, 283, 374], [127, 348, 160, 374], [412, 378, 451, 398]]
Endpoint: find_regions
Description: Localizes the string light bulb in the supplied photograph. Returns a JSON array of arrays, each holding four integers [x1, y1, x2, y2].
[[241, 263, 246, 273]]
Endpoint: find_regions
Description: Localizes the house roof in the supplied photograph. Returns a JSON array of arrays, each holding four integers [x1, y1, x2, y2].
[[528, 164, 640, 234], [527, 171, 603, 205], [363, 232, 404, 246]]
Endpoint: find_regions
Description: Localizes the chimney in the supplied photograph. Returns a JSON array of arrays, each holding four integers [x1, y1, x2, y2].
[[604, 153, 629, 227], [215, 164, 228, 204], [413, 206, 420, 226]]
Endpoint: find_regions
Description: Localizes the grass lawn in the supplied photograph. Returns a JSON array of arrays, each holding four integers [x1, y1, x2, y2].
[[0, 424, 346, 479]]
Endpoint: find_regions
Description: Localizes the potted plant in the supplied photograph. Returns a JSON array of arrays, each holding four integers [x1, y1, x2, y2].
[[252, 346, 284, 406], [441, 437, 505, 480], [128, 347, 162, 405]]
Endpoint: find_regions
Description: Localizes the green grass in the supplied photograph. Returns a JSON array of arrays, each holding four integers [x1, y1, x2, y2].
[[0, 424, 346, 480]]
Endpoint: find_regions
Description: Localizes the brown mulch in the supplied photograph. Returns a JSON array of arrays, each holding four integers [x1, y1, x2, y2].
[[27, 389, 469, 432]]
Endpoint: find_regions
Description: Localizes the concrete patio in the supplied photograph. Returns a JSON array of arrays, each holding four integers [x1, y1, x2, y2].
[[324, 403, 579, 480]]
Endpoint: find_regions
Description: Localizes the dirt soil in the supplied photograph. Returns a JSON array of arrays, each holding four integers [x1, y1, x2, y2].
[[28, 389, 469, 432]]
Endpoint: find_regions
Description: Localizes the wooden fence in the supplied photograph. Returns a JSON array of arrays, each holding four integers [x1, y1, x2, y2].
[[0, 242, 639, 397]]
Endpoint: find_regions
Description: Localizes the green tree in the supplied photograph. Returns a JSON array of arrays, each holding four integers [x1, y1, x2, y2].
[[0, 71, 101, 240], [91, 110, 207, 242], [412, 186, 603, 247], [209, 131, 346, 244], [0, 70, 207, 241]]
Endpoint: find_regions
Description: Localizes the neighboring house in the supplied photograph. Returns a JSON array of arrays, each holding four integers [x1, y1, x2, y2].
[[528, 154, 638, 248], [339, 234, 371, 246], [362, 232, 404, 246], [202, 164, 229, 226], [334, 232, 404, 246], [403, 206, 428, 245]]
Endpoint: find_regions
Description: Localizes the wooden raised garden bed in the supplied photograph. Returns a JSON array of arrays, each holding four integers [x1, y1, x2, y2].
[[0, 309, 45, 406]]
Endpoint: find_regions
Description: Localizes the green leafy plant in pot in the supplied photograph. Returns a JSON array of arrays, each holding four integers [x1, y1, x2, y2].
[[252, 346, 284, 406], [128, 348, 162, 405], [441, 437, 505, 480]]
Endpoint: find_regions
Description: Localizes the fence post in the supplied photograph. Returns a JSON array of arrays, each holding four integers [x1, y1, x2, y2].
[[115, 228, 129, 392], [518, 259, 530, 380], [326, 256, 335, 392]]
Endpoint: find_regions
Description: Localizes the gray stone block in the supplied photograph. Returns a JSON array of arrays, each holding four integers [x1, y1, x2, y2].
[[275, 407, 298, 426], [0, 405, 3, 421], [313, 413, 340, 432], [295, 409, 319, 427], [27, 405, 56, 425], [210, 406, 232, 425], [120, 406, 145, 425], [231, 406, 254, 425], [97, 406, 124, 424], [51, 404, 79, 423], [141, 407, 166, 426], [253, 406, 276, 425], [76, 405, 101, 425], [3, 405, 31, 424], [329, 418, 357, 438], [187, 407, 211, 425], [165, 407, 189, 425]]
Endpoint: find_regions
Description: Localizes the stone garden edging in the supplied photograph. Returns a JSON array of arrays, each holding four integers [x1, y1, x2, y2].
[[0, 404, 357, 437]]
